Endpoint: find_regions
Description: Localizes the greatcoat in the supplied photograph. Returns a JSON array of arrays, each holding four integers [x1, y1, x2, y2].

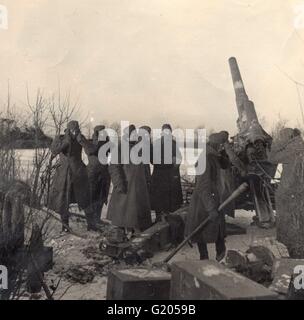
[[48, 133, 91, 214], [150, 134, 183, 213], [184, 145, 229, 243], [107, 138, 152, 231]]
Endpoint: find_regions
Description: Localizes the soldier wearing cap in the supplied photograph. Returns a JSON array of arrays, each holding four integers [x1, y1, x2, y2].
[[185, 131, 230, 260], [107, 124, 152, 238], [150, 124, 183, 222], [138, 125, 153, 192], [48, 121, 96, 231]]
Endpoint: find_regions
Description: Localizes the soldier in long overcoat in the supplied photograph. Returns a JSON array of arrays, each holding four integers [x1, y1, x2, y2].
[[48, 121, 96, 231], [107, 125, 152, 235], [184, 132, 230, 260], [138, 125, 152, 192], [150, 124, 183, 222], [83, 125, 111, 223], [269, 128, 304, 258]]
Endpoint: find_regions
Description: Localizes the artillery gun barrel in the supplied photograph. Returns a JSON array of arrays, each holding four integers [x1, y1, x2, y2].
[[229, 57, 259, 127], [228, 57, 248, 117]]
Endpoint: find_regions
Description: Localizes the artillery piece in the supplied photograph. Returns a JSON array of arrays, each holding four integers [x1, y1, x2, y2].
[[228, 57, 277, 228]]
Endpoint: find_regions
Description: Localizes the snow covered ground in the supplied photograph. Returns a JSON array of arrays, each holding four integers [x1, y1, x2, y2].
[[28, 207, 286, 300]]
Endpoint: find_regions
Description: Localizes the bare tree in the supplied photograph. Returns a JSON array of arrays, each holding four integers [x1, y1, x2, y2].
[[48, 83, 80, 135], [25, 87, 51, 205], [0, 80, 21, 186]]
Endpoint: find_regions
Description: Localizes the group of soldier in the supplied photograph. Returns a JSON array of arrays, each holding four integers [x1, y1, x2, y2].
[[47, 121, 183, 235], [47, 120, 304, 260]]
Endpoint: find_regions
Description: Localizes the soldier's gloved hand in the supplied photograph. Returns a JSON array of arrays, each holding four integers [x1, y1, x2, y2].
[[208, 210, 219, 222]]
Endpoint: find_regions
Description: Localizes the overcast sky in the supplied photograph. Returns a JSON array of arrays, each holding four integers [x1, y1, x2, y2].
[[1, 0, 304, 134]]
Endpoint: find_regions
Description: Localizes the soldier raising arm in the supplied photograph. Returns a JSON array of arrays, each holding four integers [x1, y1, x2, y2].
[[185, 132, 229, 261]]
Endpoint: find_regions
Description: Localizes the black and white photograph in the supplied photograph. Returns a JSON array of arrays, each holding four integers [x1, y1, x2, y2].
[[1, 0, 304, 307]]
